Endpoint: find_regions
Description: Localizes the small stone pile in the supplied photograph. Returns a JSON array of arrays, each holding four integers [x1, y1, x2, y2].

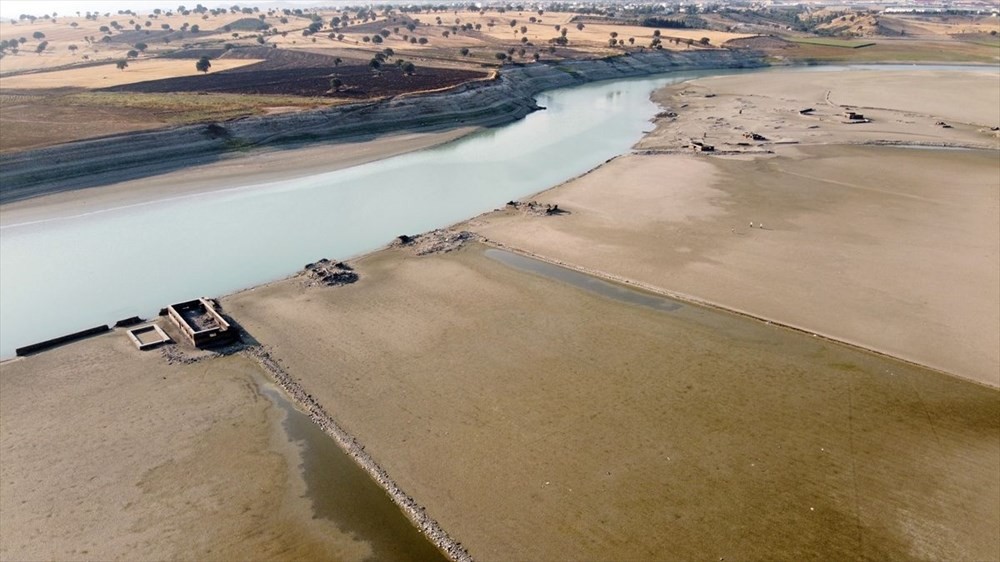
[[301, 259, 359, 287]]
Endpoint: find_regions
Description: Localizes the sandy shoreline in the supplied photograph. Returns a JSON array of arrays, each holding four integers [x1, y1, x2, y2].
[[468, 68, 999, 386], [0, 332, 373, 561]]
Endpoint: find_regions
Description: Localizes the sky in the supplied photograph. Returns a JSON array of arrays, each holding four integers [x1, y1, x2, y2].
[[0, 1, 346, 19]]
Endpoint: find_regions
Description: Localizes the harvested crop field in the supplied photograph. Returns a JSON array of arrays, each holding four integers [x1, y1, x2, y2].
[[0, 58, 263, 90], [102, 48, 488, 98]]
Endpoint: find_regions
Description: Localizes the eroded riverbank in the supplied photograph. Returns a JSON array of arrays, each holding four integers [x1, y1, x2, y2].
[[0, 50, 765, 202]]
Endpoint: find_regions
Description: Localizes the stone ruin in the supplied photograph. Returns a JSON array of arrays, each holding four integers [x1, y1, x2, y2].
[[505, 200, 567, 216], [394, 229, 477, 255], [301, 259, 359, 287]]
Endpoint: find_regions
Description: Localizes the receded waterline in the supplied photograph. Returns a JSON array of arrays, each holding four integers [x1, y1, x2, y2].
[[259, 383, 449, 562], [484, 248, 682, 313]]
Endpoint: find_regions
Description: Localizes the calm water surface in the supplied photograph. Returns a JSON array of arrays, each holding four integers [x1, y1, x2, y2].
[[259, 383, 449, 561], [0, 69, 742, 356]]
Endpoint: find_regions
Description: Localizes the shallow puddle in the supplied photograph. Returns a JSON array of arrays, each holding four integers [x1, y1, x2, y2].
[[259, 385, 448, 562]]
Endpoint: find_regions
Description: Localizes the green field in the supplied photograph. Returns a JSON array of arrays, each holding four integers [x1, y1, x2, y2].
[[788, 37, 877, 48]]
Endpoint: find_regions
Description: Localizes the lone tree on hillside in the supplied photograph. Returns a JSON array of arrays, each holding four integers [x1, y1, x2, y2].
[[330, 76, 343, 92], [35, 41, 48, 54], [116, 59, 128, 70], [126, 49, 139, 58], [32, 31, 45, 40], [195, 55, 211, 73]]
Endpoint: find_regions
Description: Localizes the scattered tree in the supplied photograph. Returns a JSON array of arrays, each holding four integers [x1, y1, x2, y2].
[[460, 47, 470, 56], [401, 61, 415, 75], [35, 41, 48, 54], [195, 55, 211, 73], [126, 49, 139, 58], [68, 44, 78, 53], [32, 31, 45, 40], [330, 76, 343, 92], [116, 59, 128, 70]]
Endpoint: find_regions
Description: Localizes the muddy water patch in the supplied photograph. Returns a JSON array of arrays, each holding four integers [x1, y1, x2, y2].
[[485, 248, 682, 313], [259, 385, 448, 562]]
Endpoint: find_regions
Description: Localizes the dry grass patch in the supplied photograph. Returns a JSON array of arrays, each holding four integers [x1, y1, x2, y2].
[[1, 58, 262, 89], [0, 91, 335, 152], [62, 91, 335, 123]]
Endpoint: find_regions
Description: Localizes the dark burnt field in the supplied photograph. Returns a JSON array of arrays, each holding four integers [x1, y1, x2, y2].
[[102, 47, 487, 98]]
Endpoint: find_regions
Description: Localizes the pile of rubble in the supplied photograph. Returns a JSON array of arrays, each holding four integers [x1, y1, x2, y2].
[[394, 229, 478, 255], [505, 200, 567, 216], [301, 259, 359, 287]]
